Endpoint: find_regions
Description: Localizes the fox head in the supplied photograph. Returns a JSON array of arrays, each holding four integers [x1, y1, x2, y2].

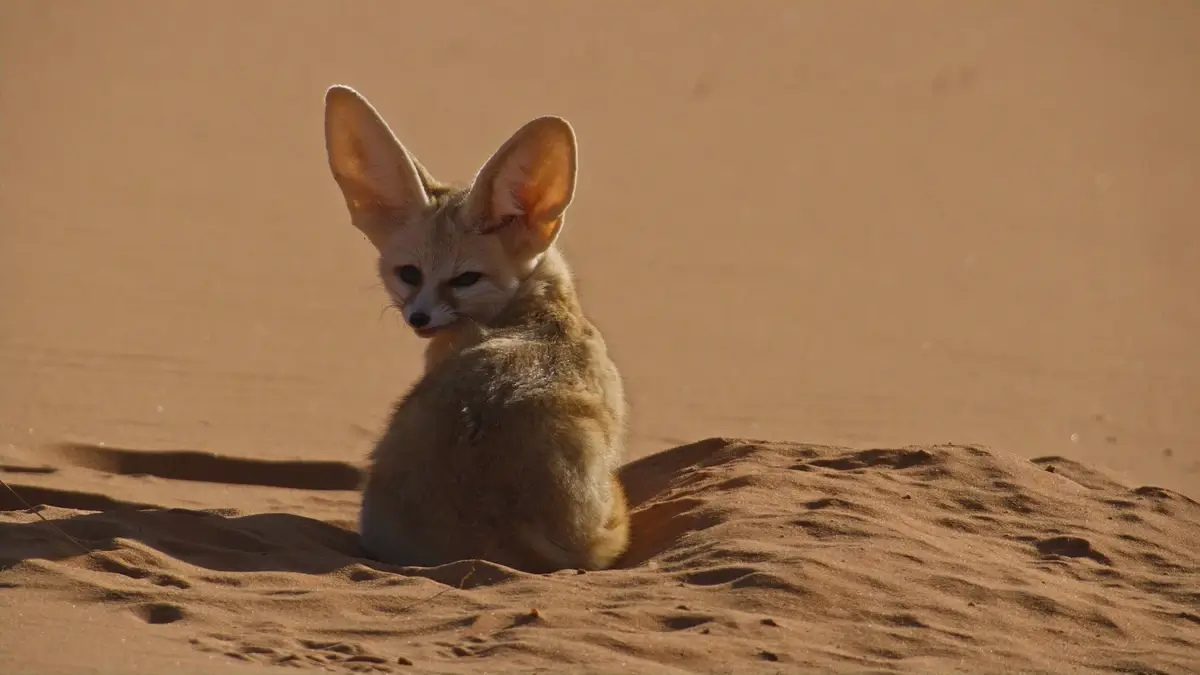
[[323, 85, 577, 338]]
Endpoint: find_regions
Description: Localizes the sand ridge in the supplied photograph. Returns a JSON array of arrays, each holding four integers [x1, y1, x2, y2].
[[3, 2, 1199, 673], [3, 438, 1198, 674]]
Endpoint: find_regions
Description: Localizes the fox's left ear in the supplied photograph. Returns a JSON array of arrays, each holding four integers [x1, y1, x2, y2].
[[467, 116, 577, 257]]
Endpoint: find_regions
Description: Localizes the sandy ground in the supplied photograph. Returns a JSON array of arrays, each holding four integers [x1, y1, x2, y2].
[[1, 2, 1198, 673]]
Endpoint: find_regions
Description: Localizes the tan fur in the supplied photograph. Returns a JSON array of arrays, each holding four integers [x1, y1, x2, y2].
[[323, 85, 630, 572]]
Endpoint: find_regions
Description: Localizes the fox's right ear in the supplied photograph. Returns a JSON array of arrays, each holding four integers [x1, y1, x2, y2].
[[324, 85, 431, 249]]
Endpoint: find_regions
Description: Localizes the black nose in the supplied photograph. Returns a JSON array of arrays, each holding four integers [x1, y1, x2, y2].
[[408, 311, 430, 328]]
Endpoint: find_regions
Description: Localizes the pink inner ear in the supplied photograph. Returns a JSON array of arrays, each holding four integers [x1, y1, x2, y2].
[[472, 123, 572, 242], [519, 159, 569, 223]]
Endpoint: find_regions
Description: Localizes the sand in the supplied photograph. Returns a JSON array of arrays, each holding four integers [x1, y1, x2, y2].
[[2, 2, 1198, 674]]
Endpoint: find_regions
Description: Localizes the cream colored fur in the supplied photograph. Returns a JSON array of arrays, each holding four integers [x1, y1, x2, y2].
[[323, 85, 630, 573]]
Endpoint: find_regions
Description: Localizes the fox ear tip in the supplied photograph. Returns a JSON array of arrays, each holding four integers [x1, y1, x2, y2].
[[324, 85, 372, 116], [325, 84, 357, 98], [535, 114, 573, 128], [526, 116, 576, 145]]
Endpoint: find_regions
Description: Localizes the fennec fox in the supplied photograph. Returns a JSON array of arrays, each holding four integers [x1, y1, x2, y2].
[[323, 85, 630, 573]]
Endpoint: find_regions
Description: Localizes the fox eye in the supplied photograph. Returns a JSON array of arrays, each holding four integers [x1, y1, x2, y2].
[[395, 265, 422, 286], [448, 271, 483, 288]]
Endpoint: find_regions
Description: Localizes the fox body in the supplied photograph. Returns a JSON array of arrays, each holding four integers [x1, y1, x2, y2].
[[323, 85, 630, 572]]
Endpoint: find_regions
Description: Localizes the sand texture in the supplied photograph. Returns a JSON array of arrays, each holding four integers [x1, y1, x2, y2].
[[2, 2, 1199, 674], [3, 439, 1199, 674]]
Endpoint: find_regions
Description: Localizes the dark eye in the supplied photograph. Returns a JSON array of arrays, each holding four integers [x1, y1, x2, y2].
[[395, 265, 422, 286], [448, 271, 483, 288]]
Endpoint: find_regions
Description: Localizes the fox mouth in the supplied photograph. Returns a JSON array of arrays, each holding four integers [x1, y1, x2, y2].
[[393, 303, 458, 339], [412, 318, 462, 339]]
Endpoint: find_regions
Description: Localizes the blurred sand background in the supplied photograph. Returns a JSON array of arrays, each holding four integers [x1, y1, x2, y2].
[[3, 0, 1198, 490], [1, 2, 1198, 674]]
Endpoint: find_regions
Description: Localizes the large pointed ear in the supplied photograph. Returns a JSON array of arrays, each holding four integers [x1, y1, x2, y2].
[[467, 116, 577, 258], [324, 85, 433, 249]]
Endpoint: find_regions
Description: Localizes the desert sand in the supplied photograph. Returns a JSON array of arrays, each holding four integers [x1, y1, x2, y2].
[[2, 2, 1198, 674]]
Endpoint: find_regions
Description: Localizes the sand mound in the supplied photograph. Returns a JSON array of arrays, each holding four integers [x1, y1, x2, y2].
[[2, 438, 1197, 674]]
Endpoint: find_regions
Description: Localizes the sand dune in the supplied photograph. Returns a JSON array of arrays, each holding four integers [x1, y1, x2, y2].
[[2, 439, 1198, 674], [3, 2, 1199, 673]]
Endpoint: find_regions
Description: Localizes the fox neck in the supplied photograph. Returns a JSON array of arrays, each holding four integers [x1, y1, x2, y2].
[[423, 246, 581, 370], [492, 246, 581, 329]]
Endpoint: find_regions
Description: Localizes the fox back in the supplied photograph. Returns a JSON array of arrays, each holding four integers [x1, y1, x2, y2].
[[323, 85, 631, 573]]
